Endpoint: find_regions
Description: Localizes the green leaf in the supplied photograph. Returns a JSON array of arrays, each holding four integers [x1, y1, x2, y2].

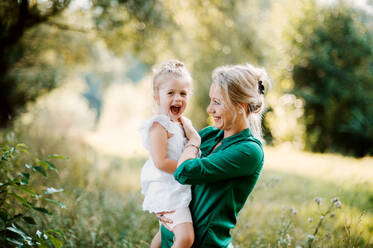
[[19, 185, 36, 196], [22, 216, 36, 225], [1, 151, 9, 161], [7, 224, 32, 242], [42, 160, 57, 171], [33, 207, 52, 215], [50, 237, 63, 248], [9, 193, 32, 208], [6, 237, 23, 246], [44, 187, 64, 195], [20, 172, 30, 180], [16, 143, 28, 149], [33, 166, 47, 177], [47, 154, 69, 161], [45, 198, 67, 209]]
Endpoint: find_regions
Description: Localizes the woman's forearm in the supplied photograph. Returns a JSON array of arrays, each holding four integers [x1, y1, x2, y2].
[[177, 137, 201, 166]]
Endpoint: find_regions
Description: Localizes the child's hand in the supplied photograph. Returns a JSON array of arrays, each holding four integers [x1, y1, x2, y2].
[[180, 117, 201, 146], [155, 211, 174, 231]]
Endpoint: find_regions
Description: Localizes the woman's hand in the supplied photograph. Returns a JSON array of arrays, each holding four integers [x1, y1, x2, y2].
[[180, 117, 201, 146], [155, 211, 174, 231]]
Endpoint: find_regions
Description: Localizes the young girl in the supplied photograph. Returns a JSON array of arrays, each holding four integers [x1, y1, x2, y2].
[[139, 60, 195, 248]]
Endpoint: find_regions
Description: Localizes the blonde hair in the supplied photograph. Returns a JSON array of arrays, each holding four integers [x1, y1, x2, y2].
[[212, 63, 270, 140], [153, 60, 192, 96]]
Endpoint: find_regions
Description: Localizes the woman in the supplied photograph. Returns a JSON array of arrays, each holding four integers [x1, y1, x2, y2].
[[158, 63, 269, 247]]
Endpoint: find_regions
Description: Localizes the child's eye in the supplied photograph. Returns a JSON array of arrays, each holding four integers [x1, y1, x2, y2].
[[168, 91, 173, 95], [181, 92, 187, 96]]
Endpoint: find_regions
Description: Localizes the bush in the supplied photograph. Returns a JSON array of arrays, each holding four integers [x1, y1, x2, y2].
[[0, 133, 68, 247]]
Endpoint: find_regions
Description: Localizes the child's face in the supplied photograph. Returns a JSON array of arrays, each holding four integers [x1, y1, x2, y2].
[[155, 76, 190, 121]]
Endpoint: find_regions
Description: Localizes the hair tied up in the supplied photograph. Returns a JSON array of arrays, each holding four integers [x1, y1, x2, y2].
[[258, 80, 265, 95]]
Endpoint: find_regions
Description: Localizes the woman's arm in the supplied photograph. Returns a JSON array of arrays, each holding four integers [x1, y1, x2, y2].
[[177, 117, 201, 166], [149, 122, 177, 174], [174, 142, 264, 185]]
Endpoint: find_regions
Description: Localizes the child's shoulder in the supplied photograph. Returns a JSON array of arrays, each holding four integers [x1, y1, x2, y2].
[[139, 114, 173, 135]]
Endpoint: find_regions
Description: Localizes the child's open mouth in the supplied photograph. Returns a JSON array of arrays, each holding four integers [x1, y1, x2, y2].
[[170, 106, 181, 115]]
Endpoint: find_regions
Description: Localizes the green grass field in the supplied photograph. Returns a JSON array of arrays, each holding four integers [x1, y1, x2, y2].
[[39, 144, 372, 248]]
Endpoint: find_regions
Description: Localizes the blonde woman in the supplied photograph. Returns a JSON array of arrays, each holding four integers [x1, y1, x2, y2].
[[157, 64, 269, 247]]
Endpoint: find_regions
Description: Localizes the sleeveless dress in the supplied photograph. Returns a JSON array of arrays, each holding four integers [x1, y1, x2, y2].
[[139, 114, 192, 213]]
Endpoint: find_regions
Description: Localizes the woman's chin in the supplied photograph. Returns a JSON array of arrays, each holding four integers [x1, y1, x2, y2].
[[213, 123, 222, 129]]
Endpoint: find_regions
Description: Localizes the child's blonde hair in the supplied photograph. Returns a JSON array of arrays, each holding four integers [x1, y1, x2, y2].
[[153, 60, 192, 96], [212, 63, 270, 141]]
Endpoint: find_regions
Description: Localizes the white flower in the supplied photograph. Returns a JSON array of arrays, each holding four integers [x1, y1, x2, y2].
[[331, 197, 342, 208], [307, 234, 315, 241], [314, 197, 322, 205], [308, 217, 312, 222], [290, 207, 298, 215]]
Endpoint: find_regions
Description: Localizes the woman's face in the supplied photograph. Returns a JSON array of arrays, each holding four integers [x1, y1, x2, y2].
[[207, 83, 237, 130]]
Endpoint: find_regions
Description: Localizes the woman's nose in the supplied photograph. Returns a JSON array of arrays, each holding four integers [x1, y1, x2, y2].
[[207, 103, 213, 114]]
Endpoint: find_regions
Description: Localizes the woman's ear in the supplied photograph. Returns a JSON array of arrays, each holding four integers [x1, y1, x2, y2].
[[239, 103, 248, 113]]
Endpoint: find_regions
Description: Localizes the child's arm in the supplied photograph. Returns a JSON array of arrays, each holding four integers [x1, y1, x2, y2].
[[149, 122, 177, 174]]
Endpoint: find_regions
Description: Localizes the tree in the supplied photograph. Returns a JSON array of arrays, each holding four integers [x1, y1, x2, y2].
[[0, 0, 72, 127], [288, 2, 373, 156]]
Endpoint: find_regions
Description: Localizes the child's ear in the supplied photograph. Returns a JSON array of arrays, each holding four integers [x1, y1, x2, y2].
[[154, 94, 160, 105]]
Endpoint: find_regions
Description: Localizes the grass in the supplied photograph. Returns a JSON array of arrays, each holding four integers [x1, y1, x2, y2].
[[3, 130, 373, 247]]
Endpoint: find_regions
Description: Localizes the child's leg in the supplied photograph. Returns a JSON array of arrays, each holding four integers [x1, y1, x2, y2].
[[172, 222, 194, 248], [150, 229, 161, 248]]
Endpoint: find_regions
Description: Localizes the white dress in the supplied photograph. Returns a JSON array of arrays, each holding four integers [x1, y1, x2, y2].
[[139, 114, 192, 213]]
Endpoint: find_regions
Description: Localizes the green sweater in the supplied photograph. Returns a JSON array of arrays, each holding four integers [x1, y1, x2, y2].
[[161, 126, 264, 247]]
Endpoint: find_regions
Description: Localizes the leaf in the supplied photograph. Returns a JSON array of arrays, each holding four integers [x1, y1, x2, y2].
[[1, 151, 9, 161], [43, 160, 57, 171], [40, 160, 50, 170], [33, 207, 52, 215], [36, 230, 43, 238], [20, 172, 30, 180], [44, 187, 64, 195], [22, 216, 36, 225], [5, 237, 23, 246], [16, 143, 28, 149], [33, 166, 47, 177], [7, 224, 32, 242], [47, 154, 69, 161], [45, 198, 67, 209], [9, 193, 32, 208], [19, 185, 36, 196], [50, 237, 63, 248]]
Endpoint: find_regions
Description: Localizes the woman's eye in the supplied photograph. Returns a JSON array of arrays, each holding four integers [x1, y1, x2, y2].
[[214, 100, 220, 105], [168, 92, 173, 95]]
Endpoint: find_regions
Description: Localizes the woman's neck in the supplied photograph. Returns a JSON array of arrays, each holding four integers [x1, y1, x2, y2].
[[223, 115, 249, 138]]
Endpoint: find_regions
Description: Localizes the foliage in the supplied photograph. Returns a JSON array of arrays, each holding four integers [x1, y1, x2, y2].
[[0, 133, 68, 247], [287, 2, 373, 156], [0, 0, 71, 127]]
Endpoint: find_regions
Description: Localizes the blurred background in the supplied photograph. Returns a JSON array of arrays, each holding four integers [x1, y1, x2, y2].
[[1, 0, 373, 247]]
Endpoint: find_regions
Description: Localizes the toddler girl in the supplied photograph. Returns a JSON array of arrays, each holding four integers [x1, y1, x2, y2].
[[139, 60, 195, 248]]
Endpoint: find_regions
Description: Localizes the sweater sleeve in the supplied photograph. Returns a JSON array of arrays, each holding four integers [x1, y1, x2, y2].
[[174, 141, 263, 185]]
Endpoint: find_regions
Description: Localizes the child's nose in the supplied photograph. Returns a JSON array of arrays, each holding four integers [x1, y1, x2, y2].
[[174, 94, 182, 101]]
